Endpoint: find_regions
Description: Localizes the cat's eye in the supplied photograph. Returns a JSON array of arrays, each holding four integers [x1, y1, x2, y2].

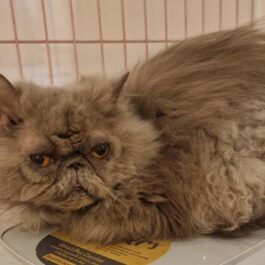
[[91, 143, 110, 159], [29, 154, 52, 167]]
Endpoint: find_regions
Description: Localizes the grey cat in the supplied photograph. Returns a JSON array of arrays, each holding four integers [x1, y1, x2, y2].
[[0, 25, 264, 243]]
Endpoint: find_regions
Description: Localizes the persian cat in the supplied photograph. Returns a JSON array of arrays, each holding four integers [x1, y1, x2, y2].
[[0, 26, 265, 243]]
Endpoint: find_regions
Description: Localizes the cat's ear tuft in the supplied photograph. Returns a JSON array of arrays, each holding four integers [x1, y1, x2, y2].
[[112, 72, 129, 101], [0, 74, 22, 132], [139, 192, 168, 204]]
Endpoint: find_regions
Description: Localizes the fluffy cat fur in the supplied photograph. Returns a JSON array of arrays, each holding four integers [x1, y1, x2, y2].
[[0, 25, 265, 243]]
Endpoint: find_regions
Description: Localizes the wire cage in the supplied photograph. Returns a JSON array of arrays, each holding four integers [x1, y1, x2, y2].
[[0, 0, 264, 86]]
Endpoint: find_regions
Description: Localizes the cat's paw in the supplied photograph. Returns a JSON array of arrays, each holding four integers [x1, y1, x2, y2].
[[19, 210, 49, 232]]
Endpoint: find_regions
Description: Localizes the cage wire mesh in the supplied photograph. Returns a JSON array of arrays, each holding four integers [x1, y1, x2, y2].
[[0, 0, 264, 86]]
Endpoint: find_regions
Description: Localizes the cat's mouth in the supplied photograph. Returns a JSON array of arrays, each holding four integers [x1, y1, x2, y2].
[[64, 184, 104, 212], [67, 184, 96, 201]]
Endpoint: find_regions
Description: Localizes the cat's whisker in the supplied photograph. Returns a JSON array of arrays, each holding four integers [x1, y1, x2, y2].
[[103, 188, 130, 211]]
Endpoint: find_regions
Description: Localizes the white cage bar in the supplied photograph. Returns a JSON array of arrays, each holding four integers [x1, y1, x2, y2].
[[0, 0, 261, 85]]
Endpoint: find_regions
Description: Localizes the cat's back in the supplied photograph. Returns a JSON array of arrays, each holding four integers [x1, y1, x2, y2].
[[125, 25, 265, 122], [125, 26, 265, 233]]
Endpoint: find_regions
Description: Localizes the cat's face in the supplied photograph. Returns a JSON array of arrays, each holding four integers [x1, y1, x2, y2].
[[0, 74, 161, 213]]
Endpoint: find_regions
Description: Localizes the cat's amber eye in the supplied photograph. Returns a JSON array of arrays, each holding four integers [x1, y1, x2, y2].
[[91, 143, 110, 159], [30, 154, 52, 167]]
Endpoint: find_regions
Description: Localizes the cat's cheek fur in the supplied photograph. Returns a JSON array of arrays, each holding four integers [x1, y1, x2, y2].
[[0, 143, 26, 203], [105, 116, 161, 184]]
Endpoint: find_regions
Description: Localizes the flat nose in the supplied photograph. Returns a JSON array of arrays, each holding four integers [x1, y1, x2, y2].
[[69, 162, 83, 170]]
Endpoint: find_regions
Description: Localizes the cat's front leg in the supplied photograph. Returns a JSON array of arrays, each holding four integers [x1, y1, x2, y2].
[[19, 206, 69, 232]]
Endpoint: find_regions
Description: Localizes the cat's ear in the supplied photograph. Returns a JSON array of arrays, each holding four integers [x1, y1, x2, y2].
[[112, 72, 129, 101], [139, 192, 168, 204], [0, 74, 22, 132]]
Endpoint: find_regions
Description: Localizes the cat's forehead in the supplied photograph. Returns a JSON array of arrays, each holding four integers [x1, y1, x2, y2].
[[21, 86, 94, 125], [18, 86, 113, 155], [18, 124, 108, 156], [19, 80, 113, 124]]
